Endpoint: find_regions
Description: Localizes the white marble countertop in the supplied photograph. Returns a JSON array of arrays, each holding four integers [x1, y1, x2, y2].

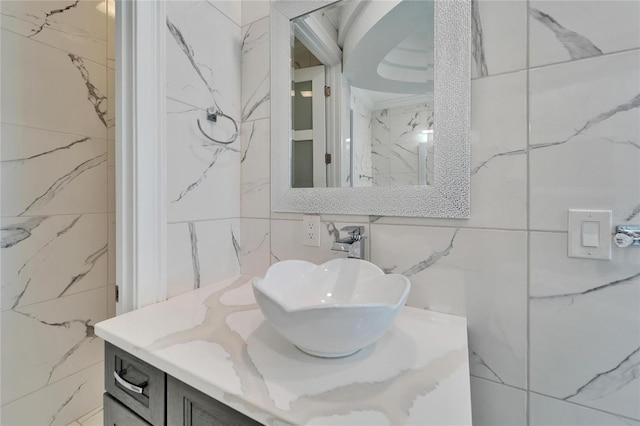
[[95, 275, 472, 425]]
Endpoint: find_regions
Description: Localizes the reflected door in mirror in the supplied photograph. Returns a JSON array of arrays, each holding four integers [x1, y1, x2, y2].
[[292, 66, 326, 188]]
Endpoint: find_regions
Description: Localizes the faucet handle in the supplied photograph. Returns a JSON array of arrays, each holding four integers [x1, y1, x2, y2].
[[341, 226, 364, 239]]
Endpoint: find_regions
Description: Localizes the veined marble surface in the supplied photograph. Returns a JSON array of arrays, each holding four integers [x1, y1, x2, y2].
[[95, 275, 471, 425]]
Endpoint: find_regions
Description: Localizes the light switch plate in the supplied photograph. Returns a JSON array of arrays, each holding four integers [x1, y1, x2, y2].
[[568, 209, 612, 260]]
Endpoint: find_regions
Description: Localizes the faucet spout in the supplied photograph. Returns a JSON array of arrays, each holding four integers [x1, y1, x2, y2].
[[331, 226, 366, 260]]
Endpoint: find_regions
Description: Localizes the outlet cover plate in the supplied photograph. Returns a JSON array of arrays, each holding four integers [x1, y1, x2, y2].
[[302, 215, 321, 247]]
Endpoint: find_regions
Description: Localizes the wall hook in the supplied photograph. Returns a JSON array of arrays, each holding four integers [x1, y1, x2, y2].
[[196, 106, 238, 145]]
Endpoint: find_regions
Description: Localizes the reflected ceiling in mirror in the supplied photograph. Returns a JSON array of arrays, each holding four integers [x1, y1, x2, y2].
[[271, 0, 471, 218], [290, 0, 436, 188]]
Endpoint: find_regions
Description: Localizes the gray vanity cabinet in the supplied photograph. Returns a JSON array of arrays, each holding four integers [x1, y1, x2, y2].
[[104, 342, 263, 426], [167, 376, 261, 426], [104, 393, 150, 426]]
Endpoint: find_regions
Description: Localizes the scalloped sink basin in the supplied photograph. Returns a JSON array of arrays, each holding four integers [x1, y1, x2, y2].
[[252, 259, 411, 358]]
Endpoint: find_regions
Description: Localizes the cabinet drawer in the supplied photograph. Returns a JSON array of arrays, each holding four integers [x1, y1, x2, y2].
[[105, 342, 166, 425], [104, 393, 150, 426], [167, 376, 262, 426]]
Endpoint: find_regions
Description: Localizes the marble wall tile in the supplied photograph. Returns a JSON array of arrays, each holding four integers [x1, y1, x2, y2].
[[1, 287, 107, 405], [107, 2, 115, 69], [472, 0, 527, 78], [238, 218, 271, 277], [107, 284, 116, 319], [529, 1, 640, 69], [166, 1, 241, 118], [270, 219, 370, 265], [241, 0, 270, 26], [241, 119, 270, 218], [2, 214, 107, 311], [167, 219, 241, 298], [470, 377, 527, 426], [467, 70, 527, 229], [1, 124, 107, 217], [529, 51, 640, 231], [207, 0, 242, 26], [351, 99, 373, 187], [370, 70, 527, 230], [241, 16, 270, 122], [371, 103, 433, 187], [1, 29, 108, 140], [370, 225, 527, 389], [166, 99, 240, 223], [529, 393, 640, 426], [107, 140, 115, 213], [107, 66, 115, 140], [0, 0, 107, 66], [530, 232, 640, 420], [0, 362, 104, 426]]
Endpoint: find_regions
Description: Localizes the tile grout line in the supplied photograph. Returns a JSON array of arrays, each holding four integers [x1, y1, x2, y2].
[[0, 27, 109, 69], [1, 284, 110, 314], [0, 121, 110, 142], [527, 390, 640, 423]]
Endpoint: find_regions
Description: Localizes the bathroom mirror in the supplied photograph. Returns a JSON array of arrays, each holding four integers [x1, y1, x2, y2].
[[272, 0, 471, 217]]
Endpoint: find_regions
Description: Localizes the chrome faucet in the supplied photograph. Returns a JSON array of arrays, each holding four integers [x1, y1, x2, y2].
[[331, 226, 365, 259]]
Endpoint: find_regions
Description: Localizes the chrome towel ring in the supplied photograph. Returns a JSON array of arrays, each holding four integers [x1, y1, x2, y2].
[[196, 107, 238, 145]]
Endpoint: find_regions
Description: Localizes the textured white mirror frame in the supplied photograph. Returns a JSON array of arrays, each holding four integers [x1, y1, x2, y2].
[[271, 0, 471, 218]]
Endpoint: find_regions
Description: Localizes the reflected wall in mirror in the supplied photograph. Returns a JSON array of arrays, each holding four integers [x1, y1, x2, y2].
[[271, 0, 470, 218], [290, 0, 435, 188]]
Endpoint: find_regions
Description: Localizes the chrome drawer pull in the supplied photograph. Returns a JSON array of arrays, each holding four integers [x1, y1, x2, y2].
[[114, 370, 146, 394]]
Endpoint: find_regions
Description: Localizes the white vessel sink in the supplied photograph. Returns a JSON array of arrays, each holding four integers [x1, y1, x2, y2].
[[252, 259, 411, 358]]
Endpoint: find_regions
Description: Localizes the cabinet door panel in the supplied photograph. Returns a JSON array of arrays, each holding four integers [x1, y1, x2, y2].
[[104, 393, 151, 426], [105, 342, 166, 425], [167, 376, 262, 426]]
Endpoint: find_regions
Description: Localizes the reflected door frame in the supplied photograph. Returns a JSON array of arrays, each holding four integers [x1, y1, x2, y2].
[[293, 66, 326, 188]]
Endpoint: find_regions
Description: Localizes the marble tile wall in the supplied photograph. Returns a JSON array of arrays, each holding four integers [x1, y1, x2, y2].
[[1, 0, 115, 423], [239, 1, 640, 424], [370, 102, 434, 187], [165, 1, 243, 298]]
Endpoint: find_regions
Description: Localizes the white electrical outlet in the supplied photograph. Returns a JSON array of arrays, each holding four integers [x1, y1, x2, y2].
[[302, 215, 321, 247]]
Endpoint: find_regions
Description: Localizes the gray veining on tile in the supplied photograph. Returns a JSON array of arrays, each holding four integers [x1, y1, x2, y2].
[[241, 17, 269, 122], [30, 1, 81, 37], [531, 272, 640, 302], [471, 0, 488, 78], [532, 94, 640, 151], [627, 204, 640, 222], [166, 17, 222, 112], [49, 381, 85, 426], [68, 54, 107, 127], [45, 320, 96, 385], [3, 137, 91, 164], [240, 121, 255, 163], [563, 347, 640, 403], [2, 214, 107, 311], [242, 74, 270, 122], [171, 147, 227, 204], [18, 153, 107, 217], [529, 8, 602, 61], [469, 349, 505, 385], [1, 216, 47, 248], [57, 244, 107, 297], [402, 229, 459, 277], [231, 225, 241, 268], [188, 222, 201, 289], [471, 149, 527, 176]]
